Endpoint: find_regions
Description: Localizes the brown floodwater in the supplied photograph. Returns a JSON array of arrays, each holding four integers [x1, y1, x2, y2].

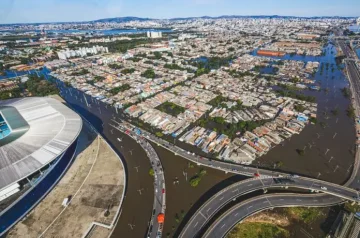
[[256, 44, 356, 185], [150, 143, 248, 237]]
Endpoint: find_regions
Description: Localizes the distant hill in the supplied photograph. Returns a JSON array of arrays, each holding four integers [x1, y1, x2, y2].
[[1, 15, 356, 26], [93, 15, 355, 23], [92, 16, 154, 23]]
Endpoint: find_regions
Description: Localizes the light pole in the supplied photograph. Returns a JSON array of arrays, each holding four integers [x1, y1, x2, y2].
[[134, 166, 140, 172]]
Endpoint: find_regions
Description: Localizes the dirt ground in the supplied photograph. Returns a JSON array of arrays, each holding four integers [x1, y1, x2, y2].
[[7, 122, 125, 238]]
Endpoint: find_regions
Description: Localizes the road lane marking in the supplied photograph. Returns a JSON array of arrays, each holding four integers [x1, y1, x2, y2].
[[221, 223, 226, 229], [234, 213, 239, 217], [219, 196, 224, 201], [207, 208, 211, 212], [247, 184, 253, 187], [199, 211, 207, 219], [194, 222, 198, 228]]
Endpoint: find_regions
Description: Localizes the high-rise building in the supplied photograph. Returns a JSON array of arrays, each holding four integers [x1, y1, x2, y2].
[[147, 31, 162, 38]]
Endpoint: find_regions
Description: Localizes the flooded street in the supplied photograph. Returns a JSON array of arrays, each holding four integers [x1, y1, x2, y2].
[[151, 144, 247, 237], [254, 42, 356, 184], [37, 39, 357, 238]]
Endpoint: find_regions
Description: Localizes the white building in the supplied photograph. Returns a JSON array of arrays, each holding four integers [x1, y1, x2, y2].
[[147, 31, 162, 38], [357, 17, 360, 25], [56, 45, 109, 60]]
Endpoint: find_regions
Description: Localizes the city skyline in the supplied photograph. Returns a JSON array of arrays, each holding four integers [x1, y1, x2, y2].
[[0, 0, 359, 24]]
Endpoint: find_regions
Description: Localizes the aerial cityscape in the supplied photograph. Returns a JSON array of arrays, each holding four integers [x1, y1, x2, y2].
[[1, 1, 360, 238]]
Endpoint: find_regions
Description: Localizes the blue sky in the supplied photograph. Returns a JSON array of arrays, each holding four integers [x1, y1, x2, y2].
[[0, 0, 359, 24]]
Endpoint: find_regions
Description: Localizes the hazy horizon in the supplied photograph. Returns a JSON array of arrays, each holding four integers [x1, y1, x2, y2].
[[0, 0, 359, 24]]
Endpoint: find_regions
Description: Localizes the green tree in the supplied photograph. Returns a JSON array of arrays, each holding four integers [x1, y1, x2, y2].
[[141, 68, 156, 79], [149, 168, 154, 177], [189, 176, 201, 187]]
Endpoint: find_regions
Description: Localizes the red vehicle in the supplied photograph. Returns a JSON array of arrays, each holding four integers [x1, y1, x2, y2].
[[125, 130, 130, 134], [162, 188, 165, 194], [254, 172, 260, 177]]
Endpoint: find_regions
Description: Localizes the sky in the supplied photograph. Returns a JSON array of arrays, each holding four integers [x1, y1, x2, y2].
[[0, 0, 359, 24]]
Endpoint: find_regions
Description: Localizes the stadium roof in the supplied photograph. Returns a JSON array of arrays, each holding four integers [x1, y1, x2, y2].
[[0, 97, 82, 191]]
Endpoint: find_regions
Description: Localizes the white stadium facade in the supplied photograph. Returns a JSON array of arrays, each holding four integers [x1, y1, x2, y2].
[[0, 97, 82, 202]]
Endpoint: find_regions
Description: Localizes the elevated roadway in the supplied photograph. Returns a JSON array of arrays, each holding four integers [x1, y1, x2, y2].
[[179, 175, 359, 238], [179, 38, 360, 238], [110, 121, 166, 238], [203, 194, 341, 238]]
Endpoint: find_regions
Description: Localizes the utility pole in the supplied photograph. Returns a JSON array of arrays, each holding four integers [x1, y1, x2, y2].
[[134, 166, 140, 172], [183, 170, 188, 181], [128, 223, 135, 230], [137, 188, 144, 195], [334, 165, 339, 173], [325, 148, 330, 156], [329, 156, 334, 163]]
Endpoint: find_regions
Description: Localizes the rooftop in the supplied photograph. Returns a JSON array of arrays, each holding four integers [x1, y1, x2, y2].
[[0, 97, 82, 191]]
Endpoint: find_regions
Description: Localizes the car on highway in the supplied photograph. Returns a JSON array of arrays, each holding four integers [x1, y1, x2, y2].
[[321, 186, 328, 191]]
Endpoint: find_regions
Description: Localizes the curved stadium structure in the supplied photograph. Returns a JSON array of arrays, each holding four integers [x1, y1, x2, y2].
[[0, 97, 82, 235]]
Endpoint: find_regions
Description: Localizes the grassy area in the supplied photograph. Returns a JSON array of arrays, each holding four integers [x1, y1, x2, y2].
[[227, 222, 289, 238], [156, 101, 185, 117], [285, 207, 324, 224]]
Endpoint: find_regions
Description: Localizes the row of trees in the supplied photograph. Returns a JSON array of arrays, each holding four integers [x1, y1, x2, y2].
[[71, 69, 89, 76], [164, 63, 185, 71], [109, 84, 131, 95], [276, 89, 316, 103], [141, 68, 156, 79], [121, 68, 136, 74], [108, 63, 122, 70]]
